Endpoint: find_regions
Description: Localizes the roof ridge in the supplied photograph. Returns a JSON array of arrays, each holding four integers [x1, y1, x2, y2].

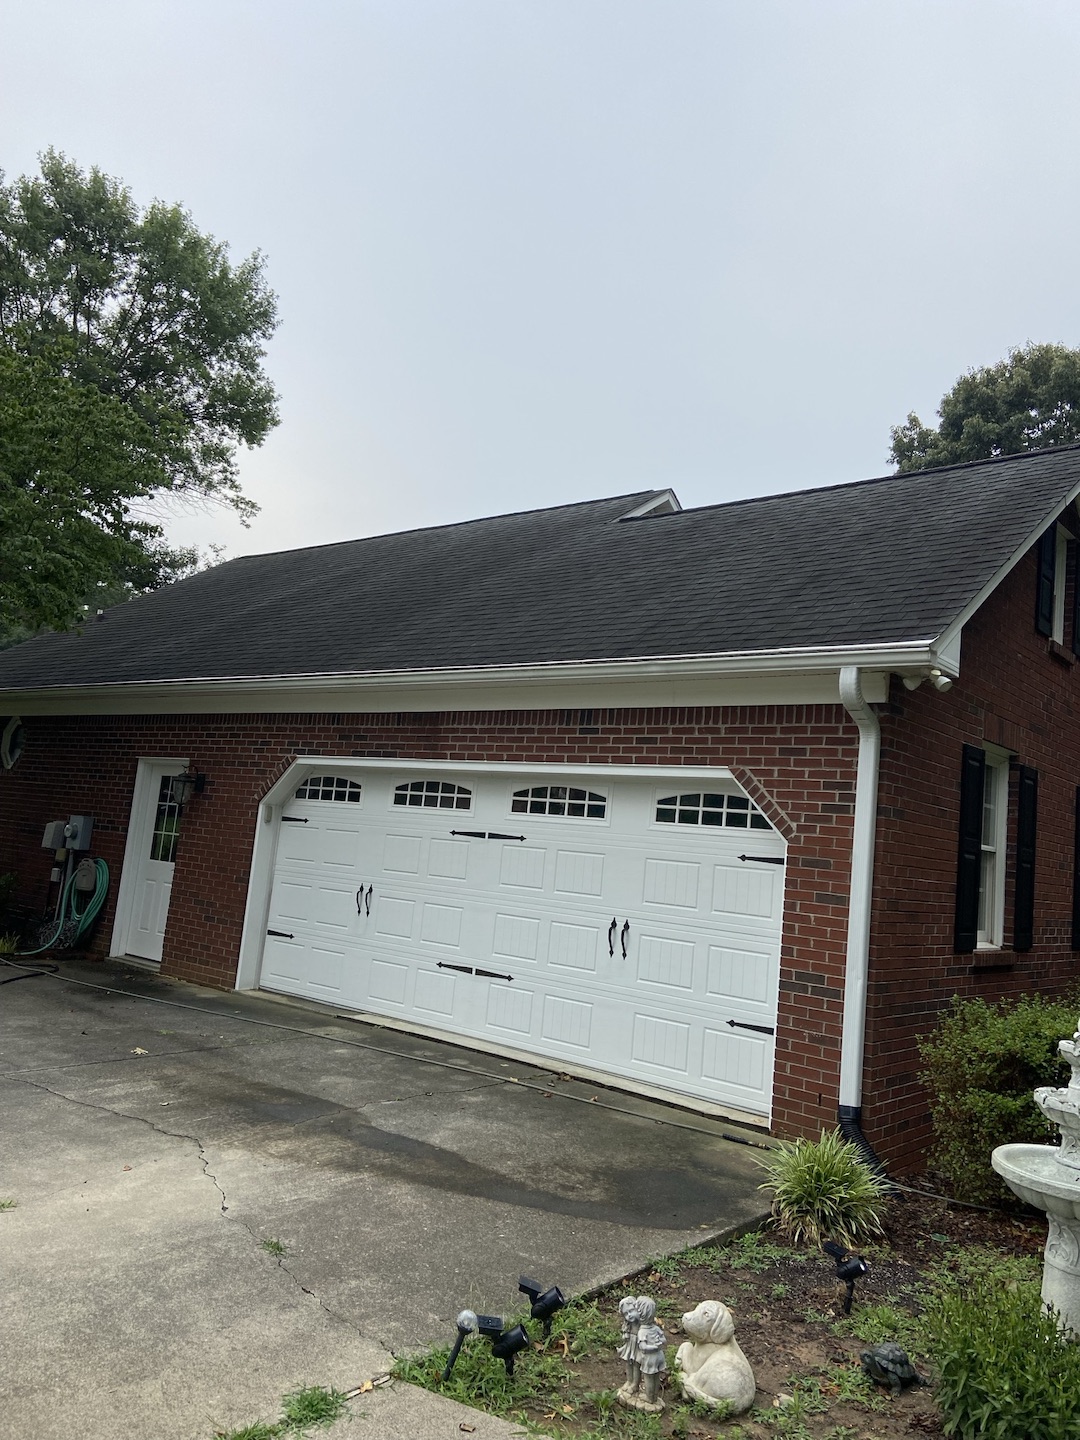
[[229, 488, 664, 564], [628, 441, 1080, 525]]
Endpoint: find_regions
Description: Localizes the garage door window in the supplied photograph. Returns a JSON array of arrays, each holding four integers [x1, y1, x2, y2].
[[655, 791, 772, 829], [294, 776, 363, 802], [511, 784, 607, 819], [393, 779, 473, 810]]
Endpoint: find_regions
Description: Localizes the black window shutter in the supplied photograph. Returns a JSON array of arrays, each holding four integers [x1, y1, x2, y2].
[[1073, 787, 1080, 950], [1036, 528, 1056, 637], [954, 744, 986, 953], [1014, 766, 1038, 952], [1072, 543, 1080, 656]]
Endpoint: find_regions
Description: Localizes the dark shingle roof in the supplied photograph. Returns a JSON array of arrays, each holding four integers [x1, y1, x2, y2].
[[3, 447, 1080, 690]]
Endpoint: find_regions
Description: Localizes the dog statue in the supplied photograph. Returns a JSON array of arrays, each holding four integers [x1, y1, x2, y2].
[[674, 1300, 756, 1413]]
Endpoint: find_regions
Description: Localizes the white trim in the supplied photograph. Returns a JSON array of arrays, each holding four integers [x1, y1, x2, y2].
[[0, 651, 911, 716], [936, 477, 1080, 656], [235, 757, 736, 992], [977, 751, 1010, 948], [109, 757, 187, 962], [837, 668, 880, 1113]]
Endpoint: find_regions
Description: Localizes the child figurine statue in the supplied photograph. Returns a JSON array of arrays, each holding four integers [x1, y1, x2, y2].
[[616, 1295, 667, 1412]]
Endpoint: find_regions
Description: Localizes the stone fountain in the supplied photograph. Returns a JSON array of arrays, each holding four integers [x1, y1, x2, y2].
[[992, 1019, 1080, 1332]]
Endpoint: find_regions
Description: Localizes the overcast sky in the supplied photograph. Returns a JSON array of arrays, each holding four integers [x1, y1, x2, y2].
[[3, 1, 1080, 559]]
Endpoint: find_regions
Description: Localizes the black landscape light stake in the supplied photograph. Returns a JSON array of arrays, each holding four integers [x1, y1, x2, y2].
[[519, 1274, 566, 1338], [442, 1309, 478, 1382], [477, 1314, 530, 1376], [823, 1240, 870, 1315]]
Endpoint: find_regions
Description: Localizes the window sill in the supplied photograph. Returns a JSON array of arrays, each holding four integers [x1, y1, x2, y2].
[[1048, 638, 1076, 666], [971, 948, 1015, 972]]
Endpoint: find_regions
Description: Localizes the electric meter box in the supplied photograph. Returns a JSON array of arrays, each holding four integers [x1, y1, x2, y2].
[[65, 815, 94, 851], [42, 820, 67, 851]]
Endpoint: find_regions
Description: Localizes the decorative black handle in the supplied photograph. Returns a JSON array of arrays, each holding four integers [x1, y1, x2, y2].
[[620, 920, 630, 959], [267, 929, 294, 939], [608, 918, 617, 957], [356, 888, 364, 915], [365, 884, 373, 916]]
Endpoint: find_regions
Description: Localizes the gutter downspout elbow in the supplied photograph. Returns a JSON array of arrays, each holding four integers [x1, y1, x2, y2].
[[837, 666, 887, 1176]]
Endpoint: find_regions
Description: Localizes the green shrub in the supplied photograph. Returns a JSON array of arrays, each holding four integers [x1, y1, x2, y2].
[[919, 993, 1079, 1203], [928, 1280, 1080, 1440], [755, 1130, 889, 1247]]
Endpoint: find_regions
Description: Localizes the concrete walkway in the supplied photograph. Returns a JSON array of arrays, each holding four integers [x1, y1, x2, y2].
[[0, 958, 766, 1439]]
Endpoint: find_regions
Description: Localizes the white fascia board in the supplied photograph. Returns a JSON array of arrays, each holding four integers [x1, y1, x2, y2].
[[0, 644, 921, 716], [935, 477, 1080, 658]]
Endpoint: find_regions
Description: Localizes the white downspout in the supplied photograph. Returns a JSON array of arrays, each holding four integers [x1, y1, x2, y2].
[[837, 666, 883, 1165]]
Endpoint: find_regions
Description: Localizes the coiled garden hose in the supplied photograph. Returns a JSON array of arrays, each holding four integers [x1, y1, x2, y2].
[[19, 859, 110, 956]]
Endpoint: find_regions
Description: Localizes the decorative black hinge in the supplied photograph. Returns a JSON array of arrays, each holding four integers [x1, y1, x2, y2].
[[450, 830, 527, 841], [267, 929, 295, 939], [475, 967, 514, 981], [435, 962, 514, 982], [280, 815, 309, 824], [437, 962, 475, 975], [726, 1019, 775, 1035], [737, 854, 783, 864]]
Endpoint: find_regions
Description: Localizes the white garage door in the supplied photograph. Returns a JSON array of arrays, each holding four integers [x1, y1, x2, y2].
[[260, 768, 785, 1116]]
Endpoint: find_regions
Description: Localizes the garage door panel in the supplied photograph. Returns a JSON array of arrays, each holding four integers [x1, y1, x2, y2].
[[374, 895, 415, 938], [486, 983, 534, 1035], [642, 858, 700, 908], [383, 833, 423, 874], [369, 958, 409, 1005], [542, 994, 592, 1048], [702, 1026, 770, 1096], [553, 849, 605, 897], [635, 933, 695, 990], [413, 967, 456, 1016], [706, 943, 776, 1009], [632, 1012, 691, 1075], [420, 902, 464, 947], [428, 838, 471, 880], [499, 845, 547, 889], [711, 863, 780, 922], [492, 912, 541, 962], [547, 920, 599, 972]]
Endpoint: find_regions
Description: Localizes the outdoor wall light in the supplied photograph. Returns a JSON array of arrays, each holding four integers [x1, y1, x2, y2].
[[823, 1240, 870, 1315], [168, 770, 206, 808], [519, 1274, 566, 1337], [477, 1315, 531, 1376], [441, 1309, 478, 1382]]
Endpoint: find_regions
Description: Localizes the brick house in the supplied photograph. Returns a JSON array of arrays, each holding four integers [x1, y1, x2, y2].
[[3, 446, 1080, 1172]]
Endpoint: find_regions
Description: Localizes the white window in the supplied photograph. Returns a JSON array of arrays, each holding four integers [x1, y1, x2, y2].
[[511, 784, 607, 819], [655, 791, 772, 829], [294, 776, 363, 802], [977, 751, 1010, 947], [394, 779, 472, 810]]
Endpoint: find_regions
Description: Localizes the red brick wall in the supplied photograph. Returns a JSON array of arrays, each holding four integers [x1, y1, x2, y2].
[[866, 544, 1080, 1173], [0, 704, 858, 1141]]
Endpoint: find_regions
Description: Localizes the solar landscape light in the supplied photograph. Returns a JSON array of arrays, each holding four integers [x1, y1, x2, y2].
[[441, 1309, 478, 1382], [518, 1274, 566, 1337], [477, 1314, 530, 1376], [823, 1240, 870, 1315]]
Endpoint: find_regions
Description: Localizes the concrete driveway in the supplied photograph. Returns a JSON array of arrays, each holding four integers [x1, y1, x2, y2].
[[0, 958, 766, 1439]]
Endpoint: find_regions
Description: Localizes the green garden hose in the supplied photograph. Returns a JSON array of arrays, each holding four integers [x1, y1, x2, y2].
[[19, 859, 110, 956]]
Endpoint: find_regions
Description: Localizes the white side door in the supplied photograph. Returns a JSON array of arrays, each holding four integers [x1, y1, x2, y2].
[[123, 762, 185, 963]]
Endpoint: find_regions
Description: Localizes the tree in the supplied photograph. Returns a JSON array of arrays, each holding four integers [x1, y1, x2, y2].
[[0, 149, 278, 629], [889, 343, 1080, 473]]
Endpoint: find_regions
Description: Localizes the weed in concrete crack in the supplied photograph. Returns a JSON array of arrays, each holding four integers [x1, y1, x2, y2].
[[0, 1197, 16, 1211], [280, 1386, 347, 1428], [262, 1238, 287, 1258]]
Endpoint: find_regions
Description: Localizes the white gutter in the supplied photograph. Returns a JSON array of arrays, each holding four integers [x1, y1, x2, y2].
[[0, 639, 948, 712], [837, 666, 881, 1121]]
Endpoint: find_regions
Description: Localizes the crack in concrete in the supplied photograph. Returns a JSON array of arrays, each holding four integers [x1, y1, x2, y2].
[[369, 1077, 508, 1107], [3, 1072, 392, 1350], [4, 1036, 279, 1077]]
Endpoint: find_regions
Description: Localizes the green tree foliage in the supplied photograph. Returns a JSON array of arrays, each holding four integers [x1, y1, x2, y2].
[[890, 343, 1080, 473], [0, 150, 278, 631]]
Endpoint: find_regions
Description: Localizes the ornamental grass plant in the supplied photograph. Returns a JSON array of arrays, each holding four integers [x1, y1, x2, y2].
[[755, 1129, 889, 1247]]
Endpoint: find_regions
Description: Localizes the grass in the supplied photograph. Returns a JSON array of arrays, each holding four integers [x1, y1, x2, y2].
[[0, 1198, 17, 1211], [214, 1386, 346, 1440], [261, 1238, 287, 1258]]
